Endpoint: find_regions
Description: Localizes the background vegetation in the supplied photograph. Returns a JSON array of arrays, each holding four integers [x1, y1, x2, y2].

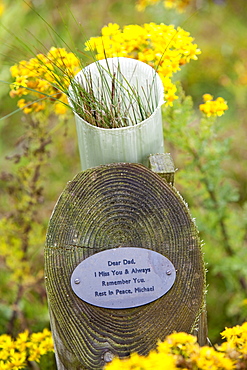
[[0, 0, 247, 367]]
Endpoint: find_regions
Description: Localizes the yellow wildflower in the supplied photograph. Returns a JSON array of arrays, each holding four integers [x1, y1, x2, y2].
[[54, 98, 68, 115], [202, 93, 213, 102], [164, 0, 191, 11], [199, 94, 228, 117], [193, 346, 234, 370], [15, 331, 29, 353], [17, 99, 33, 114], [0, 0, 4, 16], [136, 0, 160, 12], [5, 350, 26, 369], [147, 350, 176, 368], [0, 335, 16, 354], [102, 23, 121, 37], [104, 326, 239, 370], [136, 0, 191, 12], [105, 352, 142, 369], [167, 331, 197, 345], [10, 23, 200, 116], [0, 361, 10, 370], [220, 322, 247, 357], [28, 346, 45, 362], [0, 328, 54, 368], [105, 350, 176, 369], [10, 47, 80, 116], [85, 22, 200, 106], [30, 328, 52, 343]]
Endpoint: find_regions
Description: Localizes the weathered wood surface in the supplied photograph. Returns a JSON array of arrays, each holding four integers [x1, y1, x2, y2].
[[45, 163, 206, 369], [149, 153, 176, 185]]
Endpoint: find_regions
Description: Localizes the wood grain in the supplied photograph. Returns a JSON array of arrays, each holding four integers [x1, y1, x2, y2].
[[45, 163, 206, 369]]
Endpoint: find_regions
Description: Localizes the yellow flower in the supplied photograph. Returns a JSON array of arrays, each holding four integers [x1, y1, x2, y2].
[[10, 47, 80, 116], [194, 346, 234, 370], [15, 331, 29, 353], [147, 350, 176, 368], [10, 23, 200, 116], [199, 94, 228, 117], [0, 1, 5, 17], [136, 0, 191, 12], [166, 331, 198, 346], [105, 350, 176, 369], [0, 329, 54, 368], [6, 350, 26, 369], [28, 346, 44, 362], [85, 22, 200, 107], [30, 328, 53, 343], [202, 93, 214, 102], [164, 0, 191, 11], [102, 23, 121, 37], [0, 361, 10, 370], [136, 0, 160, 12], [0, 335, 16, 353], [54, 98, 68, 115], [104, 323, 247, 370], [17, 99, 33, 114]]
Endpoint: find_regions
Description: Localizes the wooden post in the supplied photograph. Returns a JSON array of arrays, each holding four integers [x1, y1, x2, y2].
[[149, 153, 176, 185], [45, 162, 207, 369], [149, 153, 208, 346]]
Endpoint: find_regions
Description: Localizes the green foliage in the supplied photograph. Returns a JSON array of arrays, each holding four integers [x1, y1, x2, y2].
[[163, 83, 247, 340], [0, 114, 52, 336]]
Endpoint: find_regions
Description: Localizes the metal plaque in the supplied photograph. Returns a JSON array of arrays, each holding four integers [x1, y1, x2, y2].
[[71, 247, 176, 309]]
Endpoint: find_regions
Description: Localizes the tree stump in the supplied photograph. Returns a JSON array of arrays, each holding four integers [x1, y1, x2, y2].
[[45, 163, 206, 369]]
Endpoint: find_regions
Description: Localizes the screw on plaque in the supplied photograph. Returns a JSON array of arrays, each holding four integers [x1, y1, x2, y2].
[[74, 278, 80, 284], [103, 351, 114, 363], [166, 270, 172, 275]]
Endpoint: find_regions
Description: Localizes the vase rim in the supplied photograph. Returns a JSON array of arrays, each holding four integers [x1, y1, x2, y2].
[[68, 56, 165, 130]]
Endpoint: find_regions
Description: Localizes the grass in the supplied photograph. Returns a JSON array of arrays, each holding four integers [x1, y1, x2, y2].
[[68, 57, 163, 128]]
